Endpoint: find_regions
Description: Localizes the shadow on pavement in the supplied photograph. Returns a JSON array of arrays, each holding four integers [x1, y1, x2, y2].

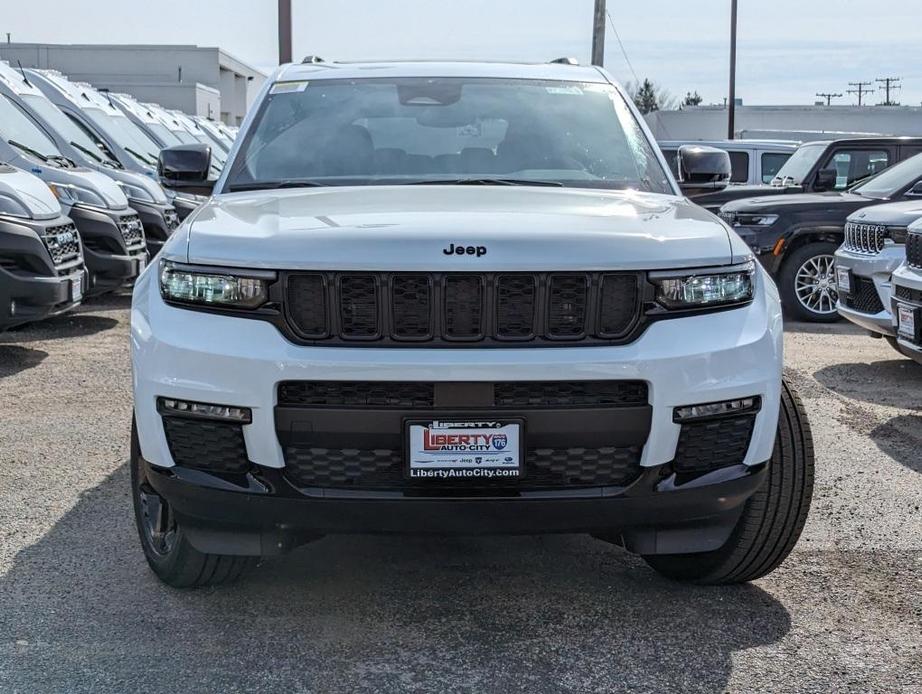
[[0, 465, 792, 693], [813, 359, 922, 410], [784, 320, 862, 336], [870, 414, 922, 475], [0, 314, 119, 344], [0, 345, 47, 378]]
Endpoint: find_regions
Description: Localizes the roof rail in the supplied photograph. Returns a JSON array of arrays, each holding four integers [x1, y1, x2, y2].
[[301, 55, 325, 64], [549, 57, 579, 65]]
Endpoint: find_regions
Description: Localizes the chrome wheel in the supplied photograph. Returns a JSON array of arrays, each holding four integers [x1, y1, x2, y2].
[[137, 481, 177, 556], [794, 253, 838, 316]]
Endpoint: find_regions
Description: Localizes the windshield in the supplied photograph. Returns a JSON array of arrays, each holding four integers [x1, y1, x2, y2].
[[0, 94, 65, 160], [170, 128, 199, 145], [146, 121, 183, 147], [226, 77, 671, 192], [852, 153, 922, 199], [20, 94, 116, 165], [771, 142, 826, 185], [83, 107, 162, 166]]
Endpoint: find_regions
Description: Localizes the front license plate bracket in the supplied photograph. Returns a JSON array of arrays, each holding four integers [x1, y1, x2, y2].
[[405, 417, 525, 482]]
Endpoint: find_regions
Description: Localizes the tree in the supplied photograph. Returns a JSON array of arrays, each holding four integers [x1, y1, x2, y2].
[[683, 90, 703, 107], [626, 79, 676, 114]]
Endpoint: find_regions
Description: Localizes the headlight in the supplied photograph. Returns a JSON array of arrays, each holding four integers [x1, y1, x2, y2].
[[117, 181, 156, 203], [159, 260, 272, 309], [650, 261, 755, 309], [732, 213, 778, 227], [48, 183, 108, 208], [886, 226, 909, 245], [0, 193, 30, 218]]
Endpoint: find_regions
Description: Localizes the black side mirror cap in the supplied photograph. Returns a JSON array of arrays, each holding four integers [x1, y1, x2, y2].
[[158, 144, 215, 196], [813, 168, 837, 192], [675, 145, 731, 194]]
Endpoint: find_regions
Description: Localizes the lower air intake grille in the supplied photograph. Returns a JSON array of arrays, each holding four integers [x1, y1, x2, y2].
[[162, 417, 250, 473], [895, 285, 922, 303], [844, 276, 885, 314], [673, 414, 756, 474], [283, 271, 643, 346]]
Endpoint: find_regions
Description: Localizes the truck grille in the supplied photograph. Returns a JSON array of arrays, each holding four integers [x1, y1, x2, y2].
[[908, 231, 922, 268], [117, 214, 145, 251], [163, 208, 180, 231], [843, 222, 886, 255], [284, 271, 643, 346], [843, 276, 885, 314], [40, 223, 81, 269]]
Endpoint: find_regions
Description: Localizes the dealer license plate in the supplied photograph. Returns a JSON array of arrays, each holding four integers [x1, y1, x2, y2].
[[406, 419, 522, 481], [836, 267, 851, 294], [897, 303, 917, 340], [71, 271, 84, 303]]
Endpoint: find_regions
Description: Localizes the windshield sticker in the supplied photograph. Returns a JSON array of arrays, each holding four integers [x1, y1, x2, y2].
[[270, 81, 309, 95], [545, 86, 583, 96]]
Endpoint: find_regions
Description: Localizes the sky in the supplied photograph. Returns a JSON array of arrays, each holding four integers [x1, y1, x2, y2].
[[2, 0, 921, 106]]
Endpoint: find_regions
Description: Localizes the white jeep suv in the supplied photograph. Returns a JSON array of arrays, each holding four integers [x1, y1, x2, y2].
[[130, 61, 814, 588]]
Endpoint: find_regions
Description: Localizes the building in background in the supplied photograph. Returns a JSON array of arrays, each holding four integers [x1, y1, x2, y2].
[[646, 104, 922, 142], [0, 43, 265, 125]]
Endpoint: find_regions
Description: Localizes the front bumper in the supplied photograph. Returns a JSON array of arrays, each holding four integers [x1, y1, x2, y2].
[[130, 200, 179, 257], [66, 205, 144, 295], [891, 263, 922, 364], [835, 246, 904, 336]]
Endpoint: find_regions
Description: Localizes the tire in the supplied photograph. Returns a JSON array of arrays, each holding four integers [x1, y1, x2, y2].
[[778, 241, 843, 322], [130, 420, 257, 588], [644, 379, 815, 585]]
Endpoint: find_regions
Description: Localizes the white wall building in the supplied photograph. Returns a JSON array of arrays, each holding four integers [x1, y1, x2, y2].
[[0, 43, 266, 125]]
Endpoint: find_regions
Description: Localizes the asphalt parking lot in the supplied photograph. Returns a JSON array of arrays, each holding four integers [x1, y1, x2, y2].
[[1, 294, 920, 693]]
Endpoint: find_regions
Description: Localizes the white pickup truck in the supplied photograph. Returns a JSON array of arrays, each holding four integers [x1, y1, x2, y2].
[[129, 60, 814, 588]]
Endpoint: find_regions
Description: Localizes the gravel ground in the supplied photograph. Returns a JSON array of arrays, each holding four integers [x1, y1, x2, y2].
[[1, 295, 920, 693]]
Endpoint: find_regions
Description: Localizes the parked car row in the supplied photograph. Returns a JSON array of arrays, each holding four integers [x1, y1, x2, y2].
[[0, 61, 236, 332]]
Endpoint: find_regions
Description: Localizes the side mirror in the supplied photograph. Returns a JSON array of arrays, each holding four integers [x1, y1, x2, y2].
[[905, 181, 922, 198], [813, 168, 837, 192], [158, 144, 214, 195], [675, 145, 731, 195]]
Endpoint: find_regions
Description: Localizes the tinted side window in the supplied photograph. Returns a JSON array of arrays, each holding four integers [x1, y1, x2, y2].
[[824, 149, 890, 189], [899, 146, 922, 161], [660, 148, 679, 177], [728, 151, 749, 183], [761, 152, 791, 183]]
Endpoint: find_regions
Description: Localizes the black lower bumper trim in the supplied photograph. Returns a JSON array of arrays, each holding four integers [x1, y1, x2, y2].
[[144, 460, 767, 556]]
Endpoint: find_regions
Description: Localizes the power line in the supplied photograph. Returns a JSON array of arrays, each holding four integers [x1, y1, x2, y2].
[[847, 81, 874, 106], [876, 77, 902, 105], [815, 92, 842, 106]]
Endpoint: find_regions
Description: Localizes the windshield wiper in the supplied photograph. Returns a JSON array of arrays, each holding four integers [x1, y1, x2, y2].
[[406, 177, 564, 187], [124, 146, 156, 166], [69, 140, 103, 163], [227, 179, 329, 192], [9, 139, 50, 162]]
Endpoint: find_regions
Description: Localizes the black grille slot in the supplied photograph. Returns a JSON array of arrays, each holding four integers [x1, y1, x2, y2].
[[391, 275, 432, 339], [844, 276, 884, 314], [339, 275, 378, 337], [895, 285, 922, 303], [444, 275, 484, 338], [287, 274, 328, 337], [496, 275, 537, 338], [907, 232, 922, 269], [547, 274, 588, 338], [598, 274, 640, 337], [162, 417, 250, 473], [278, 381, 435, 408], [494, 381, 648, 408], [283, 271, 643, 346], [673, 414, 756, 474], [283, 445, 642, 490]]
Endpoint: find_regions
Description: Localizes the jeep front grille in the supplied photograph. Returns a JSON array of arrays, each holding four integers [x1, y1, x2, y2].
[[117, 214, 146, 251], [284, 271, 643, 346], [908, 231, 922, 269], [843, 222, 886, 255], [40, 223, 81, 270]]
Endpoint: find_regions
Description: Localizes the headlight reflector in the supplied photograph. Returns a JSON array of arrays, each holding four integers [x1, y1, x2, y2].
[[159, 260, 272, 309], [651, 262, 754, 309], [732, 213, 779, 227]]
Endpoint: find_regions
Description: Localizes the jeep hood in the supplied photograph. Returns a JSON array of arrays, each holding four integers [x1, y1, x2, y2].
[[182, 187, 739, 271], [723, 192, 865, 213]]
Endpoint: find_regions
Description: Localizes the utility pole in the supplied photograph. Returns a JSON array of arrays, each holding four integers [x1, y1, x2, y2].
[[847, 81, 874, 106], [591, 0, 606, 67], [727, 0, 738, 139], [815, 92, 842, 106], [278, 0, 293, 65], [876, 76, 902, 105]]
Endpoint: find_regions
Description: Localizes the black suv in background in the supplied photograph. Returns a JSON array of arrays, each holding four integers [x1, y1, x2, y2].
[[693, 137, 922, 213], [720, 153, 922, 321]]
